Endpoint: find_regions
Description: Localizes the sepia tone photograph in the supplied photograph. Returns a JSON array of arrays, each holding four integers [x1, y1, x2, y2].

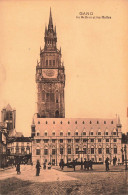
[[0, 0, 128, 194]]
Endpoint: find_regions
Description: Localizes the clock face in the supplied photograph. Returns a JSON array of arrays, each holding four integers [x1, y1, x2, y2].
[[42, 69, 58, 78]]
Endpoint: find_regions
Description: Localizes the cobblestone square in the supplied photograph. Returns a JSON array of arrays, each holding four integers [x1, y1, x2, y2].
[[0, 165, 128, 195]]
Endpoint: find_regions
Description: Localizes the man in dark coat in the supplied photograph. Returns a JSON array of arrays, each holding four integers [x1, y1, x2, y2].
[[36, 160, 41, 176], [16, 163, 21, 174], [105, 157, 109, 171]]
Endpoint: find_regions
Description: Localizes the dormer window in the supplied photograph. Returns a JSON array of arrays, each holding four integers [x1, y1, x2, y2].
[[44, 132, 48, 136], [90, 121, 92, 124], [52, 132, 55, 136], [60, 131, 63, 136], [75, 131, 78, 136], [98, 130, 101, 136], [83, 131, 86, 136], [68, 131, 71, 136], [104, 121, 106, 124], [90, 131, 93, 136]]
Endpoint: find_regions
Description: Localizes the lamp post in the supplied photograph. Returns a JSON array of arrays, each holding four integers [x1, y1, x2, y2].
[[78, 150, 84, 170], [121, 145, 127, 170]]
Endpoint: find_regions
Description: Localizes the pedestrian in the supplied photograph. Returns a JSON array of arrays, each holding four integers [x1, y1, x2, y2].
[[89, 160, 93, 170], [73, 160, 76, 171], [115, 156, 117, 165], [43, 162, 46, 170], [36, 160, 41, 176], [105, 157, 109, 171], [16, 163, 21, 174]]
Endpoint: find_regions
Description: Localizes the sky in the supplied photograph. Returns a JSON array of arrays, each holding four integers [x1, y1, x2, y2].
[[0, 0, 128, 136]]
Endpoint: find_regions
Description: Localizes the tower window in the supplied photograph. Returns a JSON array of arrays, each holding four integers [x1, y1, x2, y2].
[[42, 91, 45, 101], [46, 60, 48, 66], [46, 93, 50, 102], [55, 110, 59, 118], [50, 93, 55, 102], [49, 60, 51, 66], [53, 60, 55, 66]]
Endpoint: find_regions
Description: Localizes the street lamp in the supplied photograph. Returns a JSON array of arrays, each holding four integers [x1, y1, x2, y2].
[[121, 145, 127, 170]]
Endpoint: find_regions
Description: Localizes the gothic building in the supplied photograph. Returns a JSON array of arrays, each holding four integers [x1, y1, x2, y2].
[[31, 9, 123, 165], [36, 8, 65, 118]]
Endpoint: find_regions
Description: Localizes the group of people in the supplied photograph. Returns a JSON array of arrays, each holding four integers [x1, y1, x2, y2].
[[15, 157, 115, 176]]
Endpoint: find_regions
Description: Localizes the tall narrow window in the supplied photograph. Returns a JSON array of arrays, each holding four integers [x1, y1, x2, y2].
[[50, 93, 55, 102], [46, 93, 50, 102], [49, 60, 51, 66], [42, 91, 45, 101], [46, 60, 48, 66], [53, 60, 55, 66]]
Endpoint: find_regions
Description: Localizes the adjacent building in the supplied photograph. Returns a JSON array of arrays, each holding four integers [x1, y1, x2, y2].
[[7, 137, 32, 164], [0, 122, 7, 168], [31, 9, 123, 166]]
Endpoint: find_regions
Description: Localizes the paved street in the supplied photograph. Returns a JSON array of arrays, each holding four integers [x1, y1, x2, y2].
[[0, 165, 77, 183], [0, 165, 128, 195]]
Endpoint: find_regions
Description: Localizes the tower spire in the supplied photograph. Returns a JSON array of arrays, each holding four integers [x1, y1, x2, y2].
[[48, 7, 53, 29]]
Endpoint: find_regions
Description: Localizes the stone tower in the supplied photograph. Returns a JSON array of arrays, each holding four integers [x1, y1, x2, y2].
[[36, 8, 65, 118], [1, 104, 16, 136]]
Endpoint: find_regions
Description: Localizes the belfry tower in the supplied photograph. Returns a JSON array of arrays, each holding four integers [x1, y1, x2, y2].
[[36, 8, 65, 118]]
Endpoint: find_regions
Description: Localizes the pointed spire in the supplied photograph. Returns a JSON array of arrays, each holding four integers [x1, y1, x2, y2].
[[48, 7, 53, 30]]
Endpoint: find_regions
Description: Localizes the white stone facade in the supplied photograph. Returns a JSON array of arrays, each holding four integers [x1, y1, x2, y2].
[[32, 118, 122, 165]]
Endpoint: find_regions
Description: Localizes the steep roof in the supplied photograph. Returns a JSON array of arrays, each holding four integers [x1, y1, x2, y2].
[[34, 118, 120, 137]]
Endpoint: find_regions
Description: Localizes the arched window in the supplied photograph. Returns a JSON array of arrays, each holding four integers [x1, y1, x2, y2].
[[55, 110, 59, 118]]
